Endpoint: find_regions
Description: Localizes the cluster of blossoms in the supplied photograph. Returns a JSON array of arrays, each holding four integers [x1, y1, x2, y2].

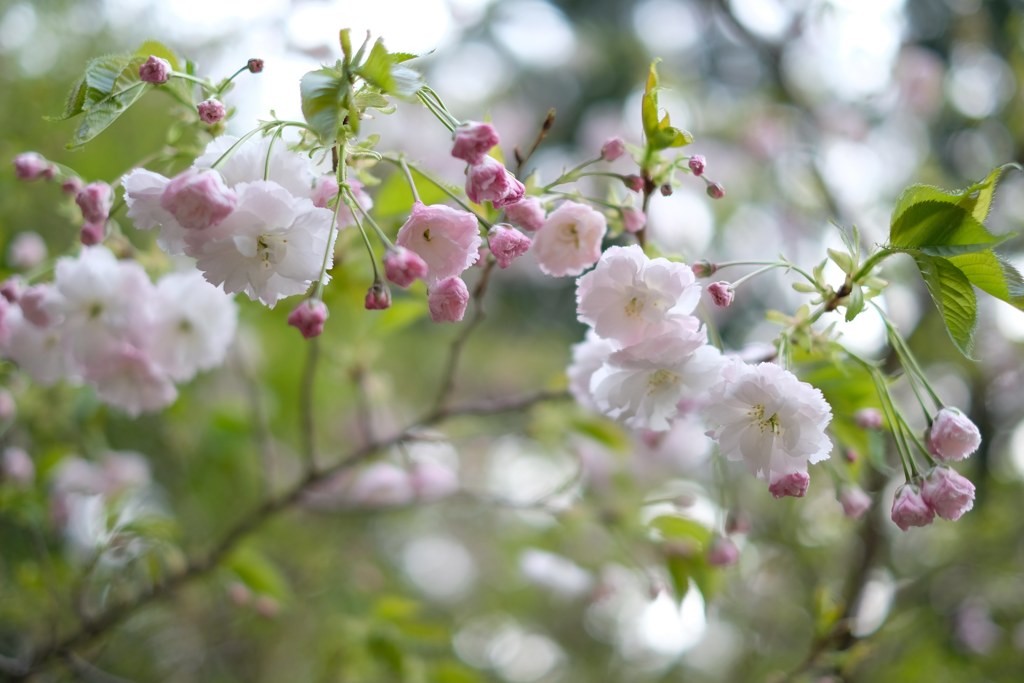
[[0, 246, 236, 415], [890, 407, 979, 530], [568, 245, 834, 500]]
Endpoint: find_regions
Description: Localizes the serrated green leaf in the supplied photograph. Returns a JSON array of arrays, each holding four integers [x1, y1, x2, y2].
[[134, 40, 181, 71], [47, 76, 87, 121], [300, 67, 348, 144], [68, 54, 149, 148], [948, 250, 1024, 310], [913, 254, 977, 358], [890, 200, 1004, 253], [389, 64, 424, 98]]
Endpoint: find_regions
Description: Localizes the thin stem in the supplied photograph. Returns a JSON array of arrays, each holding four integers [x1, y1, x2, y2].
[[852, 248, 892, 283], [871, 302, 942, 408], [216, 65, 250, 95], [416, 88, 459, 132], [728, 264, 783, 290], [398, 157, 421, 203], [539, 156, 603, 192], [398, 160, 493, 230], [170, 71, 216, 94], [346, 185, 393, 250], [313, 142, 346, 300]]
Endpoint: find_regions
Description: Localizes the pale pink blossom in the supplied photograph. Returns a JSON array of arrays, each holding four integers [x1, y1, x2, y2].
[[364, 283, 391, 310], [576, 245, 701, 346], [532, 201, 607, 277], [0, 307, 73, 386], [0, 277, 21, 303], [161, 169, 238, 232], [488, 225, 531, 268], [465, 156, 526, 207], [150, 271, 237, 381], [452, 121, 500, 164], [567, 330, 616, 412], [310, 175, 339, 209], [926, 407, 981, 462], [384, 246, 429, 288], [395, 202, 481, 284], [18, 284, 60, 327], [428, 276, 470, 323], [122, 168, 190, 254], [707, 281, 734, 308], [76, 182, 112, 224], [504, 196, 546, 231], [855, 408, 884, 430], [590, 319, 723, 431], [891, 483, 934, 531], [84, 343, 177, 416], [346, 463, 414, 507], [921, 466, 975, 521], [601, 137, 626, 161], [707, 536, 739, 566], [194, 135, 318, 201], [410, 460, 459, 501], [287, 299, 328, 339], [197, 98, 226, 124], [7, 232, 47, 269], [621, 207, 646, 234], [190, 181, 333, 306], [706, 360, 832, 480], [768, 470, 810, 498], [139, 55, 171, 84], [839, 487, 872, 519], [2, 447, 34, 486]]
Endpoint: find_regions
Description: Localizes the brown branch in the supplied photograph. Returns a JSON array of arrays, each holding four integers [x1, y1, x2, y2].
[[3, 389, 569, 679]]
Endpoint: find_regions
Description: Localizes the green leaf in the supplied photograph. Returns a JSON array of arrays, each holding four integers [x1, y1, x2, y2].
[[366, 633, 405, 677], [948, 250, 1024, 310], [828, 248, 854, 274], [641, 61, 661, 141], [965, 162, 1020, 223], [649, 515, 712, 546], [133, 40, 181, 71], [68, 54, 150, 148], [570, 415, 630, 452], [339, 28, 352, 65], [356, 38, 395, 92], [844, 284, 864, 322], [373, 167, 452, 218], [47, 76, 87, 121], [227, 546, 291, 601], [300, 67, 349, 144], [889, 200, 1006, 254], [913, 254, 978, 358]]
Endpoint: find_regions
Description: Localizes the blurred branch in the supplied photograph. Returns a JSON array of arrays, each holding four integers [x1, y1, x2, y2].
[[2, 388, 569, 679], [298, 337, 320, 473]]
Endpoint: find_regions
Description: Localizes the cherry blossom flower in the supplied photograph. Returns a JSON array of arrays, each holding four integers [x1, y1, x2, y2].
[[532, 201, 607, 277], [504, 196, 546, 232], [839, 487, 872, 519], [190, 181, 334, 306], [465, 156, 525, 207], [150, 271, 238, 380], [76, 182, 113, 224], [395, 202, 481, 284], [487, 225, 531, 269], [428, 276, 470, 322], [926, 407, 981, 462], [84, 342, 178, 416], [384, 246, 429, 288], [567, 330, 617, 412], [590, 318, 723, 431], [891, 483, 934, 530], [622, 207, 646, 234], [194, 135, 319, 201], [161, 169, 238, 232], [7, 232, 47, 269], [122, 168, 189, 254], [705, 360, 832, 482], [576, 245, 701, 346]]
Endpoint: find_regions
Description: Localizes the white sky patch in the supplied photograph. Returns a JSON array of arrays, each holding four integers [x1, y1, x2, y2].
[[492, 1, 576, 67], [632, 0, 701, 54]]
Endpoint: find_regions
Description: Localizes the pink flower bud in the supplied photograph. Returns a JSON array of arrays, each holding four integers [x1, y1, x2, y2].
[[160, 169, 237, 231], [504, 196, 546, 232], [622, 207, 646, 234], [921, 466, 975, 521], [75, 182, 113, 224], [624, 174, 644, 193], [287, 299, 328, 339], [466, 156, 525, 207], [855, 408, 884, 430], [41, 165, 57, 181], [844, 448, 858, 464], [707, 281, 734, 308], [384, 246, 429, 288], [688, 154, 706, 176], [80, 221, 105, 246], [488, 224, 531, 269], [197, 98, 226, 124], [364, 283, 391, 310], [839, 487, 872, 519], [13, 152, 48, 181], [139, 55, 172, 84], [768, 470, 810, 499], [61, 177, 83, 195], [707, 536, 739, 567], [2, 447, 34, 487], [1, 277, 22, 303], [926, 407, 981, 462], [452, 121, 500, 164], [660, 184, 673, 196], [691, 260, 717, 278], [706, 182, 725, 199], [890, 483, 934, 531], [311, 175, 339, 209], [247, 58, 264, 73], [428, 276, 470, 322], [601, 137, 626, 161]]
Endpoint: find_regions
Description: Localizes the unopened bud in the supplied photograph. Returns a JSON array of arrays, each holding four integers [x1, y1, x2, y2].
[[428, 276, 469, 322], [139, 55, 171, 84], [61, 177, 83, 195], [197, 98, 226, 124], [247, 58, 264, 74], [707, 281, 734, 308], [855, 408, 884, 430], [80, 222, 105, 246], [287, 299, 328, 339], [691, 260, 717, 278], [364, 283, 391, 310], [660, 183, 672, 196], [13, 152, 48, 181], [621, 207, 646, 234], [688, 154, 706, 176], [76, 181, 113, 224], [601, 137, 626, 161], [706, 181, 725, 199], [725, 510, 750, 535], [624, 174, 644, 193], [707, 536, 740, 567]]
